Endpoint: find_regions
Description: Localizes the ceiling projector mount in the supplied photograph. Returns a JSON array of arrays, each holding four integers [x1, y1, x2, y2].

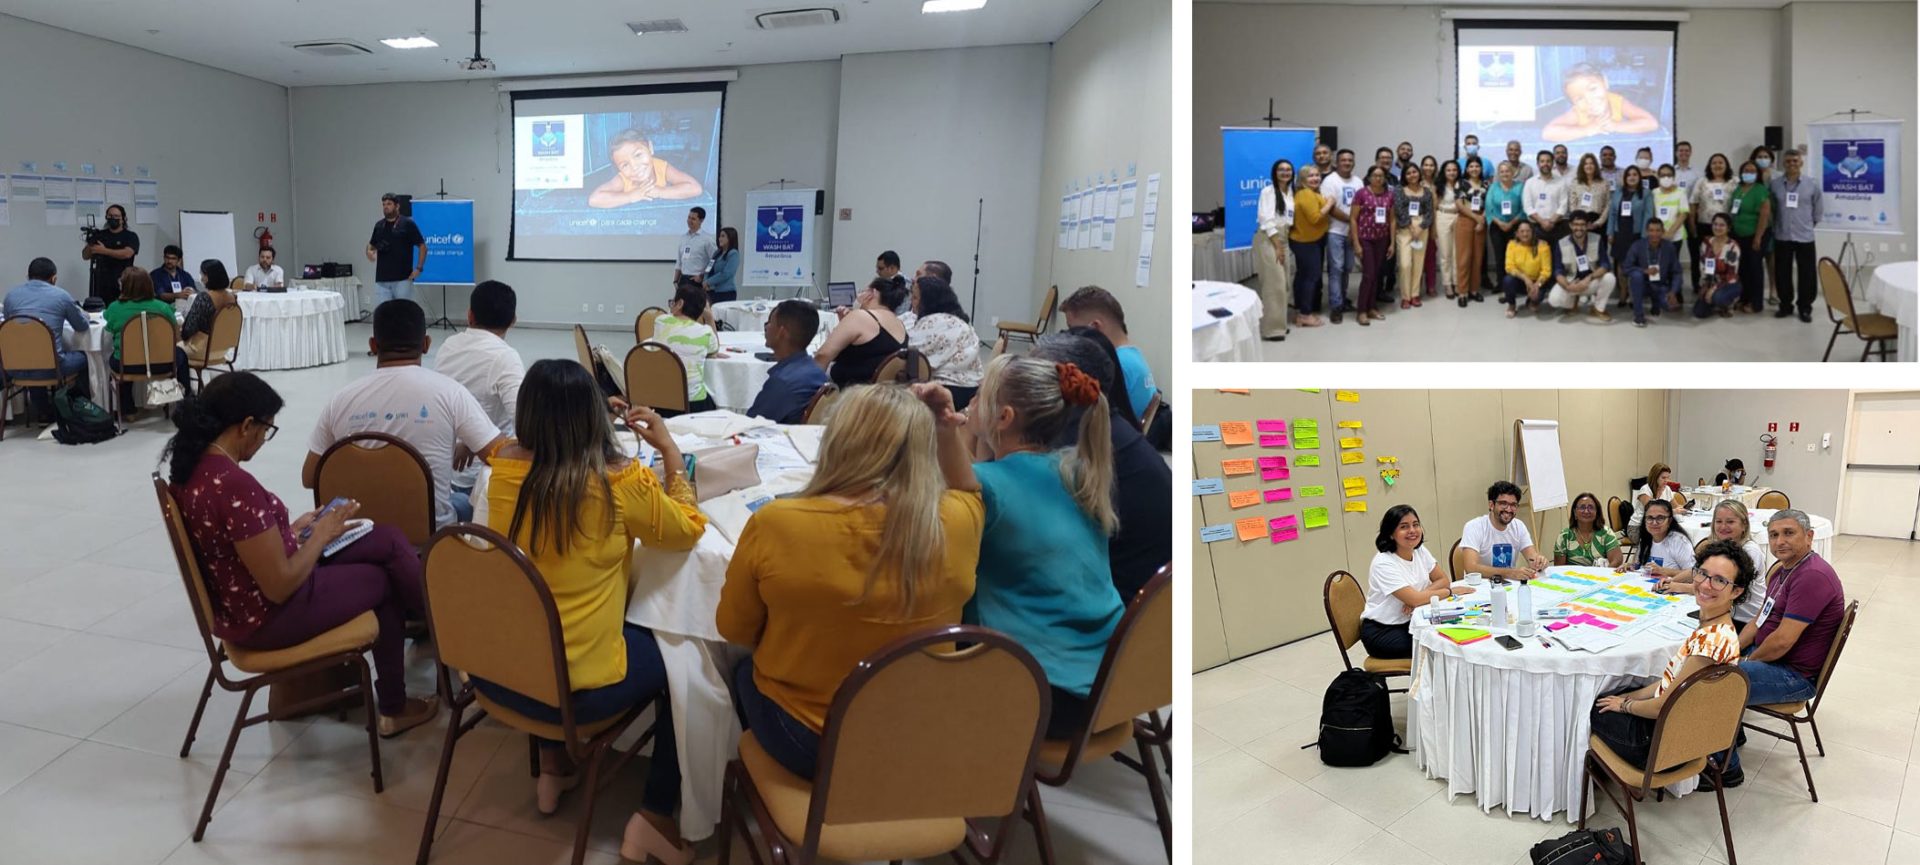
[[457, 0, 494, 71]]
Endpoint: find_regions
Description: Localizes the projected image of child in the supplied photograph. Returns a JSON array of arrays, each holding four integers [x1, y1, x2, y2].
[[587, 129, 704, 208], [1543, 63, 1660, 142]]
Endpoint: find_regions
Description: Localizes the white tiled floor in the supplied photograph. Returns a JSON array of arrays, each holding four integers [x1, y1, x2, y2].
[[0, 323, 1168, 864], [1195, 533, 1920, 865]]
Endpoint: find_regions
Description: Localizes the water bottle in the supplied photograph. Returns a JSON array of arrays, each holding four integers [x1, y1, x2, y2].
[[1490, 584, 1509, 630], [1515, 581, 1536, 636]]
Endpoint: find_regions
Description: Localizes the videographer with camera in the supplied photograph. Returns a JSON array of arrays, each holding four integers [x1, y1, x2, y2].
[[81, 204, 140, 303]]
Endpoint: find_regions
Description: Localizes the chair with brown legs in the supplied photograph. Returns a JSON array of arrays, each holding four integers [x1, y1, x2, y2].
[[415, 524, 658, 865], [1447, 538, 1470, 582], [993, 285, 1058, 351], [717, 625, 1050, 865], [1579, 664, 1749, 865], [185, 303, 244, 389], [109, 311, 181, 426], [1322, 570, 1412, 690], [1818, 257, 1896, 361], [1741, 600, 1858, 802], [153, 475, 382, 842], [313, 432, 436, 548], [1755, 490, 1790, 510], [0, 315, 85, 438]]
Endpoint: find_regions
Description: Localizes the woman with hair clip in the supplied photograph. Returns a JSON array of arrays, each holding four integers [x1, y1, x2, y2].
[[164, 372, 439, 737], [1657, 500, 1769, 631], [1360, 504, 1452, 660], [1619, 497, 1694, 580], [719, 384, 985, 781]]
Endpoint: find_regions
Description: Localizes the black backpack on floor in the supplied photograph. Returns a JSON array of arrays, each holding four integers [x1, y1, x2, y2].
[[50, 386, 120, 445], [1313, 669, 1402, 766], [1530, 828, 1635, 865]]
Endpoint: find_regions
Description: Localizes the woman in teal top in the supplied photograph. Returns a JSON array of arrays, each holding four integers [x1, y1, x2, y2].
[[705, 227, 740, 303], [103, 266, 182, 420], [939, 353, 1122, 738], [1483, 164, 1528, 288]]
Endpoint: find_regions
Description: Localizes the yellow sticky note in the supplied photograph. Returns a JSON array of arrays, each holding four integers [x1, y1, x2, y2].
[[1341, 475, 1366, 489], [1336, 390, 1360, 403], [1339, 437, 1364, 449], [1345, 500, 1369, 513], [1337, 420, 1363, 429], [1344, 480, 1368, 497], [1219, 421, 1254, 446], [1341, 452, 1365, 465], [1235, 517, 1267, 540], [1228, 490, 1261, 509], [1222, 458, 1256, 476]]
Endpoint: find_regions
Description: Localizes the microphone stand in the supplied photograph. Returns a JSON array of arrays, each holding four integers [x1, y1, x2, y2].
[[970, 197, 984, 321]]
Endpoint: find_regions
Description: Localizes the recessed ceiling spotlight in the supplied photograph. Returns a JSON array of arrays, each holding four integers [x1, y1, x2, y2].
[[922, 0, 987, 12], [381, 36, 438, 49]]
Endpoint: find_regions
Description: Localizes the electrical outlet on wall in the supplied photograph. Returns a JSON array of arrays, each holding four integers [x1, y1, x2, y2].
[[615, 304, 625, 314], [597, 304, 605, 313], [581, 303, 589, 313], [1806, 443, 1816, 452]]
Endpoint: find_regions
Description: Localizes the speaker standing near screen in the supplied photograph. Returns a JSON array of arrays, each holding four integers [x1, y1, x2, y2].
[[365, 192, 428, 354], [82, 204, 140, 303], [673, 206, 717, 287]]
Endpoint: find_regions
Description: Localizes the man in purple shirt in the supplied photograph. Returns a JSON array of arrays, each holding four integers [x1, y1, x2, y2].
[[1708, 508, 1846, 788]]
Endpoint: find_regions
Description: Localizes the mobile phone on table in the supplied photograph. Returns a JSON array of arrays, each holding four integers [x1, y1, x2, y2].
[[1208, 307, 1233, 319], [301, 497, 351, 542], [1495, 635, 1524, 651]]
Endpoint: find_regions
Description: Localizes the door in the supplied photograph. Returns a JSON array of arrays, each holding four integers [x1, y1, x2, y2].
[[1840, 392, 1920, 539]]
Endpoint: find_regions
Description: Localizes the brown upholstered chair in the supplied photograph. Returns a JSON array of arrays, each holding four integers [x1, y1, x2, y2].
[[624, 340, 691, 414], [1756, 490, 1791, 510], [801, 383, 840, 425], [634, 306, 667, 342], [1669, 489, 1688, 510], [0, 315, 84, 436], [1580, 664, 1749, 865], [314, 432, 436, 547], [870, 348, 932, 384], [1693, 536, 1713, 559], [1607, 496, 1626, 534], [1448, 538, 1471, 582], [1139, 390, 1163, 434], [1025, 565, 1173, 862], [153, 474, 382, 843], [1818, 257, 1896, 361], [415, 524, 659, 865], [184, 303, 244, 389], [109, 311, 180, 423], [1322, 570, 1413, 686], [572, 324, 594, 372], [994, 285, 1057, 349], [1742, 600, 1858, 802], [717, 625, 1049, 865]]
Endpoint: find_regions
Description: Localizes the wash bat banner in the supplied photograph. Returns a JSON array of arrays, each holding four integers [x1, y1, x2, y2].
[[1808, 119, 1903, 235]]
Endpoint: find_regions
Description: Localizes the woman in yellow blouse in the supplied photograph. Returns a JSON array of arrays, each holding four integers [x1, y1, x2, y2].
[[478, 359, 707, 865], [717, 383, 985, 781], [1499, 221, 1553, 317], [1289, 167, 1332, 328]]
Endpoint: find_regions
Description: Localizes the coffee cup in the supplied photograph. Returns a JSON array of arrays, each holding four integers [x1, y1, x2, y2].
[[1465, 572, 1486, 586]]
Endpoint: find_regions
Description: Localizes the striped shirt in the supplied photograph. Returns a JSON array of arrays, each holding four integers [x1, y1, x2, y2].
[[652, 315, 717, 401]]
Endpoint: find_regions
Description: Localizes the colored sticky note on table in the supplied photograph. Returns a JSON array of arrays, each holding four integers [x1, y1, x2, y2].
[[1335, 390, 1360, 403], [1219, 421, 1254, 445], [1264, 488, 1293, 502], [1257, 419, 1287, 433], [1261, 467, 1290, 482], [1235, 517, 1266, 541], [1192, 424, 1222, 442], [1345, 500, 1368, 513], [1339, 437, 1364, 449], [1228, 490, 1261, 508], [1199, 524, 1234, 543], [1300, 485, 1326, 497], [1302, 507, 1330, 528], [1192, 478, 1224, 495], [1222, 458, 1256, 476], [1340, 452, 1365, 465], [1271, 528, 1300, 543], [1259, 434, 1290, 448], [1337, 420, 1364, 429], [1296, 454, 1321, 467]]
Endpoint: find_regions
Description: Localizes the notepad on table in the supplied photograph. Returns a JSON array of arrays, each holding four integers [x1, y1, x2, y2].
[[1436, 627, 1492, 645]]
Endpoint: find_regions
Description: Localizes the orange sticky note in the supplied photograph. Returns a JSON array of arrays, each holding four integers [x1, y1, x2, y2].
[[1235, 517, 1267, 540], [1228, 490, 1261, 508], [1222, 458, 1257, 476], [1218, 389, 1251, 395], [1219, 421, 1254, 445]]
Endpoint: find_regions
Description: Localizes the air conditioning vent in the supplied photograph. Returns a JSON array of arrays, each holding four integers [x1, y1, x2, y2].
[[288, 40, 374, 58], [628, 19, 690, 36], [755, 8, 842, 30]]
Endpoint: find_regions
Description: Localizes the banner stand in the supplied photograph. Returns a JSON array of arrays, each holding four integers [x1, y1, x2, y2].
[[744, 182, 819, 298], [412, 197, 478, 331], [1221, 127, 1318, 251]]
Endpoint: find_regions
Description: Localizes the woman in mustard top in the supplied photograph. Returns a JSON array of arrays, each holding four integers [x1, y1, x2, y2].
[[1500, 221, 1553, 317], [1289, 166, 1331, 327], [477, 359, 707, 865], [718, 384, 984, 781]]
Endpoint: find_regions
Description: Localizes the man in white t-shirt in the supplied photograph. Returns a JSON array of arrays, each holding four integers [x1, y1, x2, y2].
[[303, 299, 506, 528], [431, 280, 524, 521], [1318, 149, 1365, 321], [1459, 480, 1549, 580]]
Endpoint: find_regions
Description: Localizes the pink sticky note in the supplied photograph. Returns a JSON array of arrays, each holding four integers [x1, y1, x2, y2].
[[1264, 488, 1293, 502], [1257, 456, 1285, 469], [1257, 419, 1288, 433], [1261, 467, 1290, 482], [1270, 528, 1300, 543], [1259, 434, 1290, 448], [1271, 515, 1299, 530], [1546, 621, 1571, 631]]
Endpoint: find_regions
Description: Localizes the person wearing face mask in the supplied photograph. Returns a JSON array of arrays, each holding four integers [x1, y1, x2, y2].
[[1728, 160, 1773, 313], [1714, 459, 1748, 487], [1632, 149, 1656, 187], [1457, 134, 1494, 179], [1769, 148, 1823, 323], [1503, 139, 1534, 184], [1749, 146, 1778, 304], [1651, 165, 1692, 309], [82, 204, 140, 304]]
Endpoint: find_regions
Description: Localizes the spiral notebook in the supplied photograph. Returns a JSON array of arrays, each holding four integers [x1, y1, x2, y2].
[[322, 519, 376, 558]]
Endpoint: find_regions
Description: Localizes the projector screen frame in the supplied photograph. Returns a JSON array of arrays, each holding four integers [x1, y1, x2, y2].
[[507, 80, 728, 263], [1451, 19, 1679, 168]]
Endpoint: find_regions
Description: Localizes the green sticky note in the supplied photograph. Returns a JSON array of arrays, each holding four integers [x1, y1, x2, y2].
[[1300, 485, 1326, 497], [1294, 418, 1319, 432], [1296, 454, 1321, 467], [1302, 507, 1330, 528], [1295, 437, 1320, 450]]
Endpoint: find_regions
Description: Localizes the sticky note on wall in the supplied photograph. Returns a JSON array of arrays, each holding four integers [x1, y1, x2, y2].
[[1228, 490, 1261, 508], [1271, 528, 1299, 543], [1296, 455, 1321, 467], [1340, 437, 1364, 449], [1336, 390, 1360, 403], [1341, 452, 1365, 465], [1342, 477, 1368, 497], [1302, 507, 1330, 528], [1260, 434, 1290, 448], [1193, 478, 1224, 495], [1257, 456, 1286, 469], [1223, 458, 1256, 476], [1345, 500, 1368, 513], [1300, 485, 1325, 497], [1219, 422, 1253, 445], [1257, 419, 1287, 433], [1337, 420, 1363, 429], [1193, 425, 1222, 442], [1271, 515, 1299, 531], [1199, 524, 1234, 543], [1262, 467, 1290, 481], [1264, 488, 1293, 502], [1235, 517, 1266, 541]]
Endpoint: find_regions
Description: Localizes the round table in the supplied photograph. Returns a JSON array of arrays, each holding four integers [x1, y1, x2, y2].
[[1681, 485, 1773, 511], [1192, 280, 1263, 362], [1193, 230, 1254, 283], [1864, 261, 1916, 362], [704, 331, 778, 412], [1408, 567, 1702, 822], [1672, 508, 1833, 574], [233, 290, 348, 370], [711, 300, 834, 342]]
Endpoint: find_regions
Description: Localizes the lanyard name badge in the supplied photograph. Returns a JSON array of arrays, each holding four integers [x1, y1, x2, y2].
[[1731, 197, 1742, 215], [1574, 254, 1591, 276], [1408, 201, 1421, 218], [1786, 191, 1800, 209], [1757, 557, 1802, 623], [1373, 205, 1387, 225], [1648, 262, 1662, 282], [1704, 256, 1718, 276], [1343, 186, 1357, 205], [1658, 205, 1673, 222], [1620, 200, 1632, 217], [1581, 192, 1594, 208], [1472, 193, 1485, 212], [1500, 199, 1513, 216], [1713, 186, 1727, 201]]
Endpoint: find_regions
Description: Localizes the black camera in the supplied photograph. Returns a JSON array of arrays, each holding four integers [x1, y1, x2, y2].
[[79, 214, 107, 245]]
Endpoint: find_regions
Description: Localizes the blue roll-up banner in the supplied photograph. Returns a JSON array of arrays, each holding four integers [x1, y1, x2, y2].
[[412, 199, 476, 284], [1221, 127, 1317, 250]]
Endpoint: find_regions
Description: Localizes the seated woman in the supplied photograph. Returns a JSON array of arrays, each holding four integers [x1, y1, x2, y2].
[[476, 359, 707, 864], [1692, 213, 1742, 318], [1619, 498, 1694, 579], [957, 355, 1125, 737], [1628, 461, 1688, 540], [1554, 492, 1624, 568], [1658, 500, 1769, 631], [907, 275, 984, 408], [1361, 504, 1453, 659], [649, 280, 722, 414], [717, 384, 985, 779], [1713, 458, 1747, 487], [175, 259, 238, 393], [164, 372, 438, 736], [815, 277, 909, 387], [104, 266, 181, 420], [1591, 539, 1753, 770]]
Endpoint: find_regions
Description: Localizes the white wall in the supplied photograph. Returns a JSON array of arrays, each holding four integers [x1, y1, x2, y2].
[[829, 45, 1050, 343], [1034, 0, 1172, 387], [0, 14, 290, 296], [1671, 390, 1852, 527]]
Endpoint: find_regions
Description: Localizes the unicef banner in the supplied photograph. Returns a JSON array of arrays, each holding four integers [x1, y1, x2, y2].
[[411, 199, 476, 284], [744, 188, 818, 287], [1808, 120, 1903, 236], [1221, 127, 1317, 250]]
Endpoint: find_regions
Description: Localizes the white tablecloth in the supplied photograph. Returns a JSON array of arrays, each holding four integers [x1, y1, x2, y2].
[[1681, 485, 1774, 511], [711, 301, 834, 342], [289, 276, 366, 321], [705, 332, 777, 412], [233, 290, 348, 371], [1673, 508, 1833, 574], [1193, 231, 1254, 284], [1193, 280, 1262, 362], [60, 312, 181, 412], [1864, 261, 1916, 362], [1408, 568, 1701, 822]]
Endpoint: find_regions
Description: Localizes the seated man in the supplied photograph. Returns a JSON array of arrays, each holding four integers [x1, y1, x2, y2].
[[151, 245, 199, 303], [1059, 285, 1158, 426], [1458, 481, 1549, 581], [1709, 508, 1847, 789], [432, 280, 524, 521], [303, 300, 506, 527], [2, 257, 91, 416], [1548, 213, 1615, 318], [746, 300, 829, 424], [244, 246, 286, 289]]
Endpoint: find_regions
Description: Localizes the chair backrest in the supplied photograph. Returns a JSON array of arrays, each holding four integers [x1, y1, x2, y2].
[[1669, 489, 1688, 509], [806, 625, 1048, 841], [1756, 490, 1790, 510], [801, 383, 840, 425], [1084, 565, 1172, 734], [634, 307, 666, 342], [1448, 538, 1468, 581], [314, 432, 436, 546], [1034, 285, 1059, 332], [231, 278, 251, 293], [205, 303, 244, 364], [1804, 601, 1859, 716], [0, 315, 61, 380], [1607, 496, 1625, 532], [150, 474, 227, 667], [572, 324, 594, 371], [623, 341, 690, 413], [871, 348, 931, 384], [1693, 536, 1712, 559], [1641, 664, 1749, 787], [1321, 570, 1365, 662], [1140, 390, 1163, 434], [125, 312, 179, 367], [1818, 257, 1854, 322]]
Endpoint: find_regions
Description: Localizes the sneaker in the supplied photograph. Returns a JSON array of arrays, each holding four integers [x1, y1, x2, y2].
[[1592, 308, 1613, 322], [1634, 318, 1648, 328], [377, 696, 440, 738]]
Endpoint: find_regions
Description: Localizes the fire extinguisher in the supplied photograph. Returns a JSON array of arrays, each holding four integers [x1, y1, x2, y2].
[[1760, 433, 1778, 470], [253, 226, 273, 250]]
